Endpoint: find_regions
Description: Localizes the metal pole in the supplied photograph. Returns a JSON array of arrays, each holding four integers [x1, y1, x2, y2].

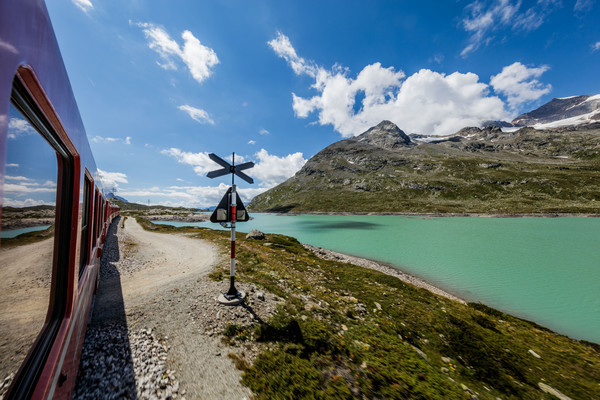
[[225, 152, 239, 298]]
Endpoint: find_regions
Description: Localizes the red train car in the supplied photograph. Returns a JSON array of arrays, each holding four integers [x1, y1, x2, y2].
[[0, 1, 118, 398]]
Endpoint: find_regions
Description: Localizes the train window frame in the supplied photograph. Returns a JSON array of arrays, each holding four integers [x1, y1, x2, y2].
[[78, 172, 92, 278], [4, 75, 75, 399]]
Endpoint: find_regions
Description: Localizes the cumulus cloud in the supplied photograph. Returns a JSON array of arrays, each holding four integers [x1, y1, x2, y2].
[[8, 118, 36, 139], [248, 140, 256, 145], [259, 129, 270, 135], [461, 0, 561, 57], [3, 198, 55, 207], [97, 169, 128, 191], [268, 32, 317, 77], [72, 0, 93, 13], [271, 32, 517, 136], [120, 182, 267, 208], [162, 147, 306, 188], [178, 104, 215, 124], [253, 149, 307, 188], [490, 62, 551, 109], [161, 148, 216, 176], [592, 41, 600, 52], [135, 22, 219, 84]]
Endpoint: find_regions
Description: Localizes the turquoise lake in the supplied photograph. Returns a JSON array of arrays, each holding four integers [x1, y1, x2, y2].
[[1, 225, 50, 239], [154, 214, 600, 344]]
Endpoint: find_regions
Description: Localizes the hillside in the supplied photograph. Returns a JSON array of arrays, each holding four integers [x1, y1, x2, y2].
[[249, 121, 600, 214]]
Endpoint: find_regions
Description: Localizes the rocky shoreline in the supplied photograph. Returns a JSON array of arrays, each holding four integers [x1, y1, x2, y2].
[[267, 211, 600, 218], [303, 244, 466, 304]]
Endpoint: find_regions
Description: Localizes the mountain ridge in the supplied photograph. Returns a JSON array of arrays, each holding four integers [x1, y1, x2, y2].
[[249, 115, 600, 213]]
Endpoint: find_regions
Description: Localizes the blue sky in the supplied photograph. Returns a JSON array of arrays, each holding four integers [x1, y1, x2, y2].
[[37, 0, 600, 208]]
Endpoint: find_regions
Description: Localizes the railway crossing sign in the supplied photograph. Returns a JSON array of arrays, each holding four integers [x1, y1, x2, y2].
[[210, 186, 249, 222], [207, 153, 254, 184], [206, 152, 254, 304]]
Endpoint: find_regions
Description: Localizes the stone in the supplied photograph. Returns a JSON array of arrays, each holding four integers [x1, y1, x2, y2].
[[257, 292, 265, 301], [528, 349, 541, 359], [246, 229, 265, 240]]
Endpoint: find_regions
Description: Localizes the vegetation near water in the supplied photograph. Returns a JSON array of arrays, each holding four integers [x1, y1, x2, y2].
[[136, 217, 600, 399]]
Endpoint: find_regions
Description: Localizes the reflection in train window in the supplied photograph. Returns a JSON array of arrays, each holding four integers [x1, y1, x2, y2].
[[0, 103, 58, 390], [79, 175, 91, 276]]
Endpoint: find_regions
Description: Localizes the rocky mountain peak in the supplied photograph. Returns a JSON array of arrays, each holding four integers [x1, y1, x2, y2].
[[350, 120, 413, 150], [512, 95, 600, 126]]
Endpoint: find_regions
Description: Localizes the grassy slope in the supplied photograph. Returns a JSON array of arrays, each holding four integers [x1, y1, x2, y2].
[[250, 126, 600, 214], [136, 218, 600, 399]]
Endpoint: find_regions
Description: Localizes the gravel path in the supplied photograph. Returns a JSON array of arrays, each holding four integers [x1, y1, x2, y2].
[[74, 217, 259, 399]]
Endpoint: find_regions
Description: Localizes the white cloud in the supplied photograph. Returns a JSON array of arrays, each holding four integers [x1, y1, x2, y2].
[[592, 41, 600, 52], [259, 129, 270, 135], [490, 62, 551, 109], [120, 182, 268, 208], [2, 198, 55, 207], [6, 163, 19, 168], [3, 183, 56, 195], [8, 118, 36, 139], [248, 140, 256, 145], [461, 0, 560, 57], [252, 149, 307, 188], [90, 136, 132, 145], [271, 32, 515, 137], [97, 169, 128, 191], [5, 175, 33, 182], [161, 148, 215, 176], [268, 32, 317, 77], [72, 0, 93, 13], [136, 22, 219, 84], [178, 104, 215, 125], [162, 146, 306, 188]]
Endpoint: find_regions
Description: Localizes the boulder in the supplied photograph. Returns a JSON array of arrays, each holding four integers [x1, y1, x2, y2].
[[246, 229, 265, 240]]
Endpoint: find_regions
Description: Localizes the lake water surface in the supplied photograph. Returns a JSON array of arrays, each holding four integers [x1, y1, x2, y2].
[[155, 214, 600, 343], [1, 225, 50, 239]]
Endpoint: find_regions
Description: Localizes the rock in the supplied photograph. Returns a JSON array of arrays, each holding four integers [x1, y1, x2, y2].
[[257, 292, 265, 301], [246, 229, 265, 240], [538, 382, 573, 400], [528, 349, 541, 359]]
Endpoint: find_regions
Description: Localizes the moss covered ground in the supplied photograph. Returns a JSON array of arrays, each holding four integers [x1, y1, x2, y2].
[[135, 217, 600, 399]]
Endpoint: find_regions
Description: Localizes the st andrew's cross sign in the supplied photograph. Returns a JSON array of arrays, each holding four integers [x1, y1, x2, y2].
[[206, 152, 254, 301], [207, 153, 254, 184]]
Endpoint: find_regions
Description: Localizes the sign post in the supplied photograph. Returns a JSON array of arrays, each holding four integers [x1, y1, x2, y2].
[[207, 153, 253, 304]]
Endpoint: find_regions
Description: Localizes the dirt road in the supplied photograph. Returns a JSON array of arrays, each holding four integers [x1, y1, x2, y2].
[[76, 217, 252, 399]]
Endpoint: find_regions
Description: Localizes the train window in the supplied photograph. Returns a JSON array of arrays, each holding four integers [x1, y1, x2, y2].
[[79, 175, 92, 276], [0, 103, 58, 394], [0, 78, 73, 399]]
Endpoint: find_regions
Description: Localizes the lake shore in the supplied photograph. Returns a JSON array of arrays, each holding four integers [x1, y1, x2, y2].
[[303, 243, 467, 304], [267, 211, 600, 218]]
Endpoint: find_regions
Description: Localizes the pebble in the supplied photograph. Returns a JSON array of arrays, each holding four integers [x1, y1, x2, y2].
[[73, 218, 181, 399]]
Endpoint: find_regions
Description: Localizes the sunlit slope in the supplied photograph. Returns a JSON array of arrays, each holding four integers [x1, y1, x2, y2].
[[249, 121, 600, 213]]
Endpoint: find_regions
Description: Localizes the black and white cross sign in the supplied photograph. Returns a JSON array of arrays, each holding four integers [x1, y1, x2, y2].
[[206, 153, 254, 184]]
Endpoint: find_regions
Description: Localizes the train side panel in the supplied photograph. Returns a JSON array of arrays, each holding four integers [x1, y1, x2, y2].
[[0, 1, 117, 398]]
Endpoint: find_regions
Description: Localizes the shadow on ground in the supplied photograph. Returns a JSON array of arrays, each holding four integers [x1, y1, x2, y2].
[[73, 217, 138, 399]]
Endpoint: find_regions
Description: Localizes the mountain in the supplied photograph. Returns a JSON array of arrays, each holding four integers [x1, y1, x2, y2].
[[107, 192, 128, 203], [511, 95, 600, 127], [249, 120, 600, 214]]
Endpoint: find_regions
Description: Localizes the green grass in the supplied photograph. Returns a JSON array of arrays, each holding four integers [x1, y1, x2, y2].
[[138, 218, 600, 399]]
